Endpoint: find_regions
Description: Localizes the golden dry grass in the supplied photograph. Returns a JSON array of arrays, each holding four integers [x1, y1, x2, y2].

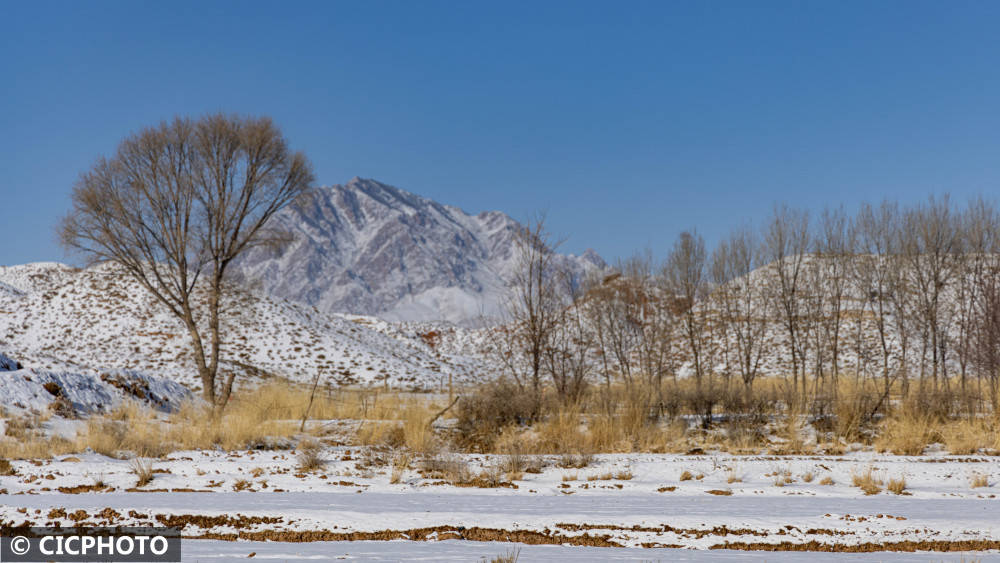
[[851, 466, 883, 495], [887, 475, 907, 495], [6, 375, 1000, 461], [874, 411, 939, 456], [72, 399, 298, 458], [130, 457, 153, 487], [296, 438, 325, 472], [970, 472, 990, 489]]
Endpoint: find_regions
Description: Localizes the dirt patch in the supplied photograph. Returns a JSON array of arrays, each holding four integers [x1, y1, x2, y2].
[[154, 514, 284, 529], [188, 526, 621, 547], [57, 484, 113, 494], [555, 522, 771, 539]]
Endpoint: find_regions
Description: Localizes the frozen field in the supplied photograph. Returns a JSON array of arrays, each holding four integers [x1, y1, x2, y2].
[[2, 448, 999, 560]]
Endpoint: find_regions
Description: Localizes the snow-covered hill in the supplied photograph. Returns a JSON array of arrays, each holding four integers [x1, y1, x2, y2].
[[0, 262, 486, 393], [232, 177, 606, 325]]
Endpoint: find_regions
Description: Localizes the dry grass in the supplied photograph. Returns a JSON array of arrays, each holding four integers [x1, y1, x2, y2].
[[9, 375, 1000, 461], [971, 472, 990, 489], [819, 476, 834, 486], [419, 454, 474, 485], [296, 438, 325, 472], [482, 548, 520, 563], [851, 466, 883, 495], [874, 411, 938, 456], [401, 403, 436, 453], [390, 452, 411, 484], [941, 419, 997, 455], [586, 469, 633, 481], [239, 382, 420, 422], [130, 458, 153, 487], [0, 458, 15, 476], [726, 468, 742, 483], [71, 400, 297, 459], [680, 470, 694, 481], [887, 475, 907, 495], [802, 471, 815, 483], [557, 451, 594, 469]]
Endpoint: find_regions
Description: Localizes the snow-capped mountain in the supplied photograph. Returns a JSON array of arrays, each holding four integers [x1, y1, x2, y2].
[[0, 262, 487, 393], [232, 177, 606, 325]]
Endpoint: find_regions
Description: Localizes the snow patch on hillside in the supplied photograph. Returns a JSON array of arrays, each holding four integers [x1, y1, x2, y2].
[[0, 368, 192, 416]]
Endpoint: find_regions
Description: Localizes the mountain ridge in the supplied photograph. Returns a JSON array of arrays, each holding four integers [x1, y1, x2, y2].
[[232, 177, 606, 324]]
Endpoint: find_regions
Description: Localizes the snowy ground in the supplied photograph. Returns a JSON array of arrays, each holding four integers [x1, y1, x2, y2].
[[180, 539, 995, 562], [2, 448, 1000, 560]]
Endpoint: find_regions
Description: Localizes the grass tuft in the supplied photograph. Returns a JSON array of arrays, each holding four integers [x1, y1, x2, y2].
[[130, 458, 153, 488]]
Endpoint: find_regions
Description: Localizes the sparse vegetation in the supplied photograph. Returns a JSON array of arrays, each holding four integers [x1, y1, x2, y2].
[[852, 467, 883, 495], [971, 472, 990, 489], [0, 458, 15, 476], [482, 548, 520, 563], [296, 438, 325, 472], [130, 458, 153, 487], [887, 475, 907, 495]]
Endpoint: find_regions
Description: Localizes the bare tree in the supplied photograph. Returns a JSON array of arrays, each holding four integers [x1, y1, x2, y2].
[[60, 114, 313, 410], [899, 195, 962, 389], [955, 198, 998, 400], [587, 270, 642, 389], [500, 214, 564, 405], [665, 230, 709, 387], [851, 201, 902, 400], [763, 204, 810, 400], [813, 206, 853, 389], [973, 252, 1000, 411], [543, 272, 592, 404], [711, 227, 768, 399]]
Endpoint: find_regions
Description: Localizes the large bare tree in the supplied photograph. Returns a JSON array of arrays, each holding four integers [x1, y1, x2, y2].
[[60, 114, 314, 410]]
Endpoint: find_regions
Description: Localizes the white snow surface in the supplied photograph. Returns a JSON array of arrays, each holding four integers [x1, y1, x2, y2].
[[181, 540, 995, 562], [2, 448, 1000, 557]]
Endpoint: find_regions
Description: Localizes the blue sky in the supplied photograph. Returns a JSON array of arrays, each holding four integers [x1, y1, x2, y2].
[[2, 1, 999, 265]]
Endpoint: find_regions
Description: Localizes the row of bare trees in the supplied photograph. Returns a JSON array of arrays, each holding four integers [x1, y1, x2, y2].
[[500, 196, 1000, 412]]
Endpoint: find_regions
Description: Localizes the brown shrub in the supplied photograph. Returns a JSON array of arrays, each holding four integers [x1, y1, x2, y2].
[[455, 381, 537, 450], [296, 438, 325, 472]]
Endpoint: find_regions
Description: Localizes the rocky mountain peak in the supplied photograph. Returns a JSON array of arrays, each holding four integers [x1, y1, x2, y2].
[[233, 178, 605, 324]]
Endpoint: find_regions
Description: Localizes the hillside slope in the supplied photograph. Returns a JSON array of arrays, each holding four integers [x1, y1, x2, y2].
[[0, 263, 485, 393]]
